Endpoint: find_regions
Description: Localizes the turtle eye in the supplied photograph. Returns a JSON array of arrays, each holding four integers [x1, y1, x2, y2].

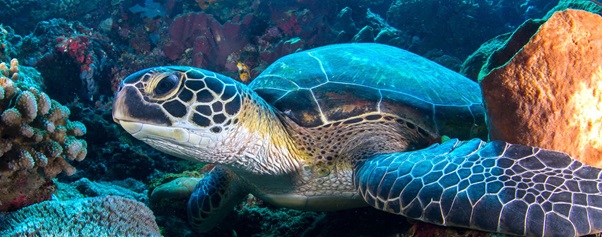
[[154, 74, 179, 97]]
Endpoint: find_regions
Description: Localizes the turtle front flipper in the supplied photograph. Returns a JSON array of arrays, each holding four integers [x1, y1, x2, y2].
[[188, 165, 247, 233], [354, 138, 602, 236]]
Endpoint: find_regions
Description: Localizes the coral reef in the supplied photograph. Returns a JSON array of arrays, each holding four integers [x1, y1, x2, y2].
[[52, 178, 150, 205], [384, 0, 557, 61], [54, 35, 98, 100], [232, 202, 321, 236], [0, 0, 102, 35], [0, 25, 20, 62], [0, 0, 600, 236], [0, 59, 87, 212], [0, 196, 161, 236], [163, 12, 254, 72], [161, 1, 341, 79], [71, 177, 149, 202], [19, 19, 115, 104]]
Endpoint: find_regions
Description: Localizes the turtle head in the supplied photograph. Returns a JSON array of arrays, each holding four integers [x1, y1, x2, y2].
[[112, 66, 301, 175], [112, 66, 244, 161]]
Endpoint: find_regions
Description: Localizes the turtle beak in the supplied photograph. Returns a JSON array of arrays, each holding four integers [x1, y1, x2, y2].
[[111, 84, 173, 127], [112, 87, 146, 134], [112, 85, 127, 124]]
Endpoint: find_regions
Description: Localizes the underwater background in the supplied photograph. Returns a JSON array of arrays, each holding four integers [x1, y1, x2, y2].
[[0, 0, 600, 236]]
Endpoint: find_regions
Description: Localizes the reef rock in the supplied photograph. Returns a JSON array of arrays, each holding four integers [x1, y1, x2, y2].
[[150, 177, 201, 203], [480, 9, 602, 168]]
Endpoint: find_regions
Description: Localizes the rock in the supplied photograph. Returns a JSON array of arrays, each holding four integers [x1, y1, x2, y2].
[[351, 9, 406, 45], [431, 54, 463, 72], [460, 32, 511, 81], [149, 177, 201, 218], [333, 7, 357, 42], [480, 9, 602, 168], [477, 19, 544, 82], [352, 26, 375, 43], [150, 177, 201, 203]]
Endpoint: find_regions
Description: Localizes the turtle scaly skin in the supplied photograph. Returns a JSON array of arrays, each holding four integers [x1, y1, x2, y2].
[[356, 139, 602, 235], [113, 43, 602, 236]]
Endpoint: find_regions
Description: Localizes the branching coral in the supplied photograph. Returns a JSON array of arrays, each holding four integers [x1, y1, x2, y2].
[[0, 59, 88, 212]]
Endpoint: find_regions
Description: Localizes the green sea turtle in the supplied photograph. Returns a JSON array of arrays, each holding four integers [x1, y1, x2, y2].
[[112, 43, 602, 236]]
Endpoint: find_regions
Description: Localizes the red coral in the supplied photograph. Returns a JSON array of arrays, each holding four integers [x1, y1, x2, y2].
[[109, 66, 124, 92], [55, 36, 88, 63], [54, 35, 94, 72], [162, 12, 254, 71], [1, 177, 55, 212], [129, 28, 152, 55], [277, 14, 301, 36]]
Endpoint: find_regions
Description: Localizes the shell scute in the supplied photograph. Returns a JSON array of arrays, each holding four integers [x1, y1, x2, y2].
[[251, 43, 486, 139]]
